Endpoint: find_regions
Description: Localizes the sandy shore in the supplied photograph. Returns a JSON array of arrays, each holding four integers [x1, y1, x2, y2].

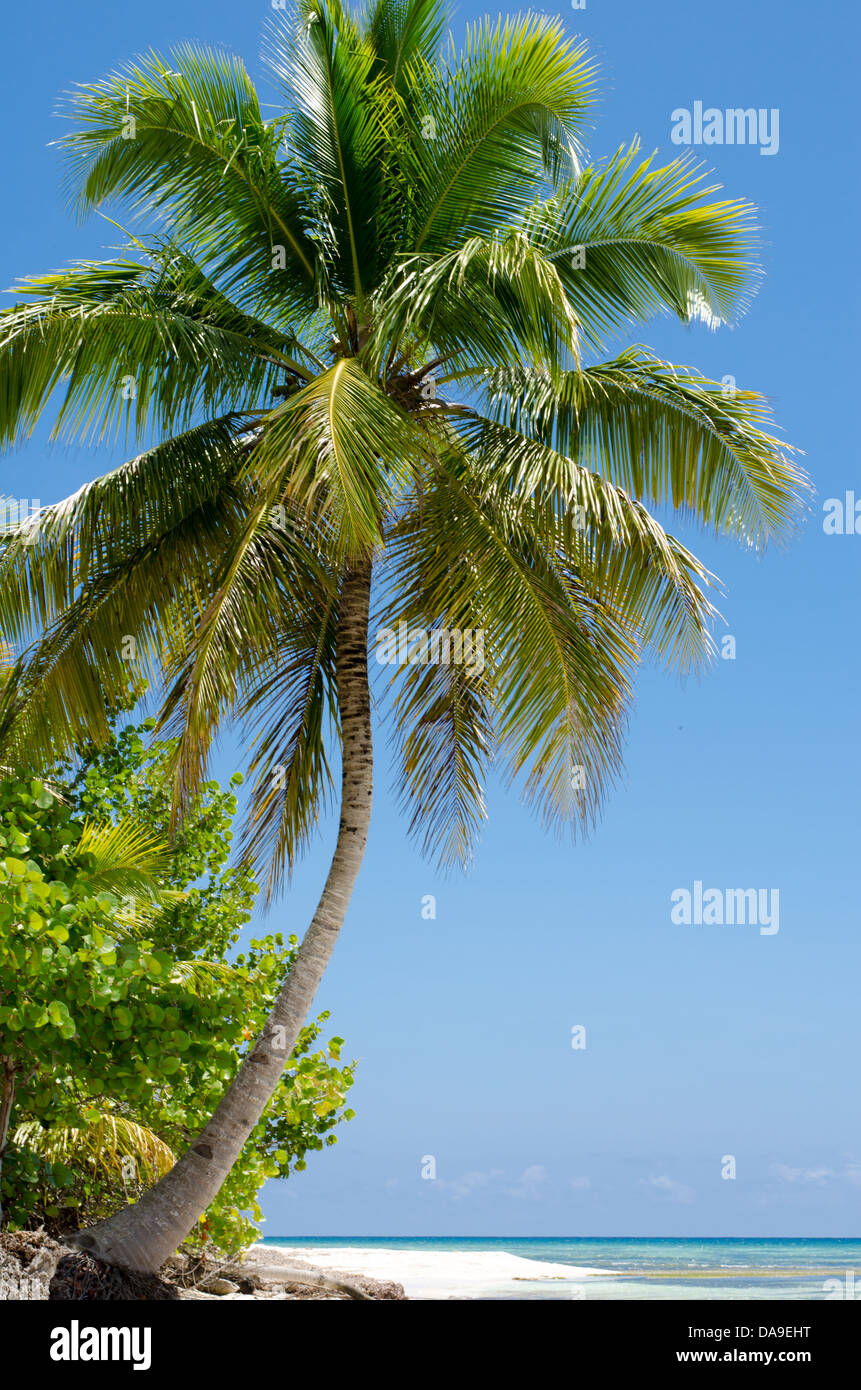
[[0, 1231, 612, 1300], [259, 1243, 612, 1300], [226, 1244, 406, 1299]]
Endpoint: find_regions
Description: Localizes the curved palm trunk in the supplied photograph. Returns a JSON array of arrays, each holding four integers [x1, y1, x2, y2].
[[0, 1057, 17, 1225], [70, 560, 373, 1272]]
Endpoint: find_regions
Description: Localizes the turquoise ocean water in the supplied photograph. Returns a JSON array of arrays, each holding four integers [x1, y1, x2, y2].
[[265, 1236, 861, 1300]]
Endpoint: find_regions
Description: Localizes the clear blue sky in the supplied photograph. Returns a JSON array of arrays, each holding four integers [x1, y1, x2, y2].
[[2, 0, 859, 1237]]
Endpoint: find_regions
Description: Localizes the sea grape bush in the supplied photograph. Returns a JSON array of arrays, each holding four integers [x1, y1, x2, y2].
[[0, 719, 354, 1254]]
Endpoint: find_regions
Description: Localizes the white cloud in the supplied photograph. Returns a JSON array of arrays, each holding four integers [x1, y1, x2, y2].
[[430, 1164, 556, 1202], [771, 1163, 832, 1186], [503, 1164, 548, 1200], [640, 1174, 694, 1204], [435, 1168, 504, 1200]]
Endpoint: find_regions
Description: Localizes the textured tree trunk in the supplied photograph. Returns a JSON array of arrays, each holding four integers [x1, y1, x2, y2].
[[0, 1057, 16, 1225], [70, 559, 373, 1271]]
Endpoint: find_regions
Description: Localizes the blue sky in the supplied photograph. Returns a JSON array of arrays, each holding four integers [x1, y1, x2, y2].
[[1, 0, 859, 1237]]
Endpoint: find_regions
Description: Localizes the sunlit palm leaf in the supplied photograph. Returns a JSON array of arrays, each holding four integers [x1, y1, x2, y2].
[[482, 349, 809, 548], [526, 142, 760, 348], [75, 818, 182, 925], [59, 45, 318, 305], [407, 13, 596, 253], [14, 1114, 175, 1186], [368, 0, 449, 90], [0, 5, 809, 886]]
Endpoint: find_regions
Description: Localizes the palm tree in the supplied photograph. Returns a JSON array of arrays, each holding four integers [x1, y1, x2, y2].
[[0, 0, 807, 1270]]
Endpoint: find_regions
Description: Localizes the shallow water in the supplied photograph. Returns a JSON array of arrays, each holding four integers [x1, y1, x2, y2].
[[264, 1236, 861, 1300]]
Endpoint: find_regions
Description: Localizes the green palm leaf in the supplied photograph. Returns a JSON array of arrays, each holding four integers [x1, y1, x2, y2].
[[59, 45, 318, 301], [74, 818, 180, 921], [14, 1114, 175, 1185], [483, 349, 809, 548], [526, 142, 760, 348], [264, 1, 398, 299], [0, 248, 308, 446], [407, 13, 596, 253], [0, 4, 808, 886], [368, 0, 450, 89]]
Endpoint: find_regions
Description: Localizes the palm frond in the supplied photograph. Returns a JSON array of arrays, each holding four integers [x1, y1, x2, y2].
[[368, 0, 450, 89], [58, 45, 318, 304], [264, 1, 397, 298], [382, 443, 637, 858], [458, 411, 720, 671], [0, 417, 254, 767], [168, 958, 250, 992], [407, 13, 596, 254], [370, 231, 580, 379], [75, 818, 182, 925], [525, 142, 760, 348], [14, 1113, 175, 1185], [0, 248, 303, 446], [482, 349, 810, 547], [251, 358, 427, 555], [238, 585, 340, 897], [157, 484, 336, 826]]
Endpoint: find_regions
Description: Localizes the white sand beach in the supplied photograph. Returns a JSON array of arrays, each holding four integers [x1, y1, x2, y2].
[[262, 1245, 613, 1300]]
